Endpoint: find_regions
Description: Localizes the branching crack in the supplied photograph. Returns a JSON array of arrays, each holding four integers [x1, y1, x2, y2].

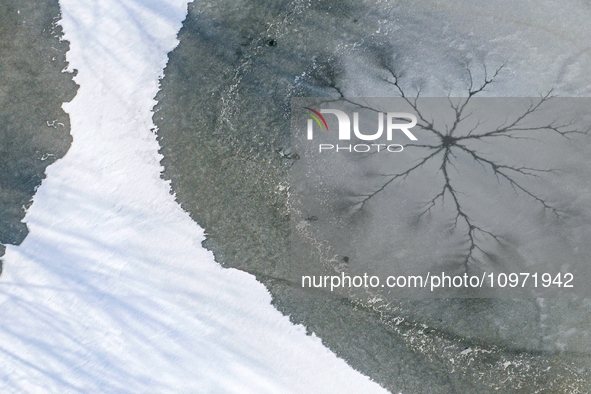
[[332, 64, 588, 268]]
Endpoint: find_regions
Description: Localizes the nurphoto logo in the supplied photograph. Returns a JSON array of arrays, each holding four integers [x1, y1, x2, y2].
[[304, 107, 418, 153]]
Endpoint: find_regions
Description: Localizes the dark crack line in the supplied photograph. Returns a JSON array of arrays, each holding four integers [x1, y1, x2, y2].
[[327, 63, 587, 267]]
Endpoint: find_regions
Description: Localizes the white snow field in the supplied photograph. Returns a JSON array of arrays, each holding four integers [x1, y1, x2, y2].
[[0, 0, 388, 393]]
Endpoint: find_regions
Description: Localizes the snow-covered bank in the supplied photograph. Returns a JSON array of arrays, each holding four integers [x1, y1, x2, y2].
[[0, 0, 387, 392]]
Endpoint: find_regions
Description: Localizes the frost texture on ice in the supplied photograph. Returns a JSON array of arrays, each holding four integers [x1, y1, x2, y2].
[[151, 0, 591, 391]]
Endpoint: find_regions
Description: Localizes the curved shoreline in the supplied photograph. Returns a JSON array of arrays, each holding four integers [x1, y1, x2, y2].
[[0, 0, 77, 263], [154, 1, 591, 392]]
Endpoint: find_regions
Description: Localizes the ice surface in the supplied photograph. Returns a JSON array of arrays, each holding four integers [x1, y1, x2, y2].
[[291, 97, 591, 298], [152, 0, 591, 392], [0, 0, 387, 392]]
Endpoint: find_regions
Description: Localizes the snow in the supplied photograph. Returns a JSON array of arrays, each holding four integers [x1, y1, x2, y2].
[[0, 0, 387, 392]]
